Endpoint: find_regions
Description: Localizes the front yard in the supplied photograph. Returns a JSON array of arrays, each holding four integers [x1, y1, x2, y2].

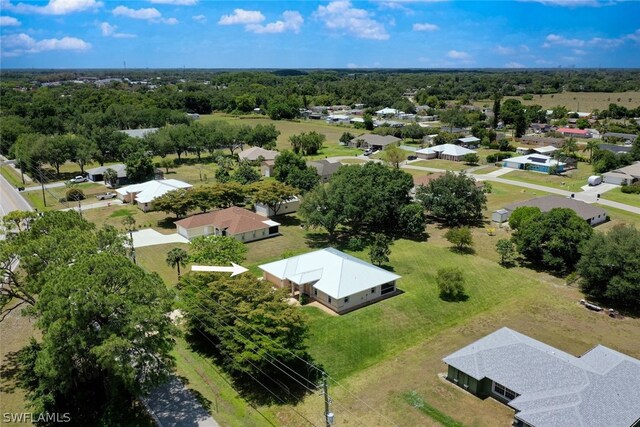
[[502, 161, 594, 192], [600, 187, 640, 208]]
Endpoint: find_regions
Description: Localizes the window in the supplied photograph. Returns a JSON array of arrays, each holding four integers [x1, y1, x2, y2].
[[314, 289, 317, 296], [492, 381, 518, 401], [371, 288, 376, 294], [328, 297, 332, 303], [381, 282, 395, 295], [344, 297, 349, 303]]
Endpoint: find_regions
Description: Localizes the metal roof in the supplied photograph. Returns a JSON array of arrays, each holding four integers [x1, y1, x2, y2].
[[116, 179, 192, 203], [258, 248, 401, 299], [443, 327, 640, 427], [416, 143, 476, 157]]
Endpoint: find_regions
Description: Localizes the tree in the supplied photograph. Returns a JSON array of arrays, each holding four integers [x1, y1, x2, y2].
[[232, 161, 261, 185], [189, 235, 247, 265], [398, 203, 427, 236], [298, 185, 341, 238], [249, 180, 298, 216], [463, 153, 480, 165], [496, 239, 516, 266], [364, 114, 374, 131], [512, 208, 593, 272], [369, 233, 392, 266], [444, 227, 473, 251], [508, 206, 542, 230], [339, 132, 354, 145], [72, 136, 97, 175], [158, 157, 175, 173], [577, 225, 640, 309], [166, 247, 189, 279], [562, 138, 578, 159], [19, 253, 176, 423], [65, 187, 85, 202], [381, 145, 407, 168], [576, 118, 589, 129], [436, 267, 466, 301], [492, 93, 502, 129], [289, 131, 326, 156], [103, 167, 119, 188], [153, 189, 193, 218], [273, 150, 306, 182], [125, 151, 155, 183], [249, 124, 280, 149], [416, 171, 487, 225], [440, 107, 469, 131], [180, 274, 318, 401]]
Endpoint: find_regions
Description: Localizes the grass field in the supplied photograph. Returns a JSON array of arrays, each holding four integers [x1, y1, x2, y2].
[[600, 187, 640, 208], [0, 164, 25, 187], [501, 161, 594, 192], [21, 182, 107, 212], [473, 165, 502, 174], [473, 91, 640, 112]]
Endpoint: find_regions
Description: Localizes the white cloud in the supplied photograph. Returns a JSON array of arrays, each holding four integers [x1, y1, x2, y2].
[[315, 1, 389, 40], [447, 50, 470, 59], [112, 5, 177, 24], [163, 17, 178, 25], [520, 0, 614, 6], [412, 22, 439, 32], [543, 29, 638, 49], [192, 14, 206, 23], [495, 45, 515, 55], [246, 11, 303, 34], [218, 9, 265, 25], [543, 33, 585, 47], [572, 48, 586, 55], [2, 32, 90, 56], [0, 16, 21, 26], [148, 0, 197, 5], [100, 21, 135, 38], [3, 0, 102, 15], [505, 62, 526, 68]]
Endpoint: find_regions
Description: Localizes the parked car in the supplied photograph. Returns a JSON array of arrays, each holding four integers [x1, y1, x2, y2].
[[96, 192, 117, 200], [363, 149, 373, 156], [69, 175, 87, 183], [407, 155, 417, 160]]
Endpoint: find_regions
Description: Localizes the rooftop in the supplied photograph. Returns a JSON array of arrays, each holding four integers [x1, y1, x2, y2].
[[416, 143, 477, 157], [258, 248, 401, 299], [86, 163, 127, 178], [605, 161, 640, 178], [175, 206, 280, 235], [350, 134, 401, 147], [443, 327, 640, 427], [120, 128, 159, 138], [238, 146, 279, 161], [307, 159, 341, 177], [504, 154, 566, 168], [505, 195, 606, 221], [557, 127, 590, 135], [116, 179, 192, 203]]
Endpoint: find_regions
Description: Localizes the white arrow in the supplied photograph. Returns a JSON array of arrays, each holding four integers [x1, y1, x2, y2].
[[191, 263, 248, 277]]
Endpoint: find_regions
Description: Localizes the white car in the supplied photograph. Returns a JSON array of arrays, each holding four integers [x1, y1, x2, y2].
[[69, 175, 88, 183], [96, 192, 117, 200]]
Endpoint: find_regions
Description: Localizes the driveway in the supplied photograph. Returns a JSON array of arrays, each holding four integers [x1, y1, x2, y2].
[[143, 377, 219, 427], [131, 228, 189, 248], [62, 199, 123, 213]]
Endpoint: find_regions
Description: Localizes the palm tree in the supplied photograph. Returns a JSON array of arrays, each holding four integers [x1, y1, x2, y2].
[[582, 140, 600, 164], [562, 137, 578, 158], [166, 248, 189, 279]]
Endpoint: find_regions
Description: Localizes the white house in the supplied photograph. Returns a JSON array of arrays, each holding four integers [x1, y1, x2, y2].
[[416, 144, 477, 162], [254, 197, 300, 217], [602, 162, 640, 186], [375, 107, 400, 116], [502, 154, 566, 174], [259, 248, 401, 314], [115, 179, 192, 212]]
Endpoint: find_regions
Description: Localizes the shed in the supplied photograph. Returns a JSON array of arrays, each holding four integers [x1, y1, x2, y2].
[[492, 209, 509, 224]]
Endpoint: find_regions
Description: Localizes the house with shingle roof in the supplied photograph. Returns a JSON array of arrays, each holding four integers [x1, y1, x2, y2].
[[237, 146, 279, 162], [174, 206, 280, 242], [602, 162, 640, 186], [442, 327, 640, 427], [349, 134, 401, 150], [306, 159, 341, 183], [259, 248, 401, 314], [503, 195, 607, 226]]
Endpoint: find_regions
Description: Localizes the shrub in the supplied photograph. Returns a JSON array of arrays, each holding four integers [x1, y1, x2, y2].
[[621, 184, 640, 194], [436, 267, 466, 301], [486, 152, 514, 163], [65, 188, 85, 202], [522, 94, 534, 101]]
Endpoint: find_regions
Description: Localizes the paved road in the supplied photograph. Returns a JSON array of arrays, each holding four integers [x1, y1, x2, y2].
[[0, 170, 33, 217]]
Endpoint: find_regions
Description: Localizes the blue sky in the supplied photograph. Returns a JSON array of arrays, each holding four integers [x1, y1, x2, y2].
[[1, 0, 639, 69]]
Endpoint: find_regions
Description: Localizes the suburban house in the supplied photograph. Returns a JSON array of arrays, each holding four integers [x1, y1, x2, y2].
[[442, 327, 640, 427], [261, 160, 275, 177], [530, 123, 553, 133], [259, 248, 401, 314], [518, 136, 564, 147], [237, 146, 279, 162], [254, 197, 300, 217], [416, 144, 477, 162], [375, 107, 399, 116], [306, 159, 341, 183], [515, 146, 559, 156], [86, 163, 127, 185], [557, 127, 592, 138], [325, 114, 351, 124], [502, 154, 566, 173], [603, 132, 638, 143], [175, 206, 280, 242], [116, 179, 192, 212], [598, 143, 632, 155], [456, 136, 481, 148], [349, 134, 401, 150], [501, 195, 607, 226], [120, 128, 159, 138], [602, 162, 640, 185], [410, 173, 444, 199]]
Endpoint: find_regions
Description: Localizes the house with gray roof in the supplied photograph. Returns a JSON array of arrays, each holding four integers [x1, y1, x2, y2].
[[503, 195, 607, 226], [307, 159, 341, 183], [86, 163, 128, 185], [603, 132, 638, 143], [259, 248, 401, 314], [598, 143, 632, 155], [442, 327, 640, 427], [349, 134, 401, 150], [602, 162, 640, 186]]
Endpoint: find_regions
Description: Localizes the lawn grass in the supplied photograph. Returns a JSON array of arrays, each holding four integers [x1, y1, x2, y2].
[[81, 204, 176, 234], [0, 164, 25, 187], [404, 391, 465, 427], [410, 160, 471, 171], [473, 165, 502, 175], [600, 187, 640, 208], [484, 182, 552, 212], [594, 205, 640, 231], [502, 161, 593, 192], [473, 91, 640, 111]]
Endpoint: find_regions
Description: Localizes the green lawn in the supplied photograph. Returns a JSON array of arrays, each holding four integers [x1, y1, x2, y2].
[[473, 165, 502, 175], [0, 164, 25, 187], [600, 187, 640, 208], [484, 182, 551, 212], [410, 160, 471, 171], [22, 182, 116, 212], [502, 162, 593, 192]]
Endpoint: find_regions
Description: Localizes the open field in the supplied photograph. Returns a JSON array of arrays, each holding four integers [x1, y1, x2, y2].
[[600, 187, 640, 208], [473, 91, 640, 112], [410, 160, 471, 171], [501, 161, 594, 192], [82, 204, 177, 233], [483, 181, 551, 213], [22, 181, 106, 212]]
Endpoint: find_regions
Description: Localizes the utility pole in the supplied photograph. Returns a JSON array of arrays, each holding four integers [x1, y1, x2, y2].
[[323, 374, 333, 427], [39, 168, 46, 207]]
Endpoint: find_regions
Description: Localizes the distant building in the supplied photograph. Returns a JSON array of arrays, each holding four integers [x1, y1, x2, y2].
[[518, 136, 564, 147], [120, 128, 159, 139], [502, 154, 566, 174], [86, 163, 128, 185], [116, 179, 192, 212], [415, 144, 476, 162], [457, 136, 481, 148], [503, 195, 607, 226], [261, 159, 275, 177], [375, 107, 399, 116], [598, 143, 631, 155], [349, 134, 401, 150], [557, 127, 592, 138], [237, 147, 279, 162], [602, 162, 640, 186], [254, 197, 300, 217], [602, 132, 637, 143]]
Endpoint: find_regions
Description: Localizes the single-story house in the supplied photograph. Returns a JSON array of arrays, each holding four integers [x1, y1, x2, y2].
[[416, 144, 477, 162], [86, 163, 128, 185], [116, 179, 192, 212], [518, 136, 564, 147], [457, 136, 481, 148], [443, 327, 640, 427], [598, 143, 632, 155], [259, 248, 401, 314], [255, 197, 300, 217], [120, 128, 159, 138], [307, 159, 341, 183], [530, 123, 553, 133], [557, 127, 592, 138], [502, 154, 566, 174], [261, 159, 275, 177], [175, 206, 280, 242], [349, 134, 401, 150], [410, 173, 444, 199], [325, 114, 351, 124], [515, 146, 559, 156], [237, 147, 279, 162], [375, 107, 399, 116], [602, 162, 640, 186], [502, 195, 607, 226], [603, 132, 638, 143]]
